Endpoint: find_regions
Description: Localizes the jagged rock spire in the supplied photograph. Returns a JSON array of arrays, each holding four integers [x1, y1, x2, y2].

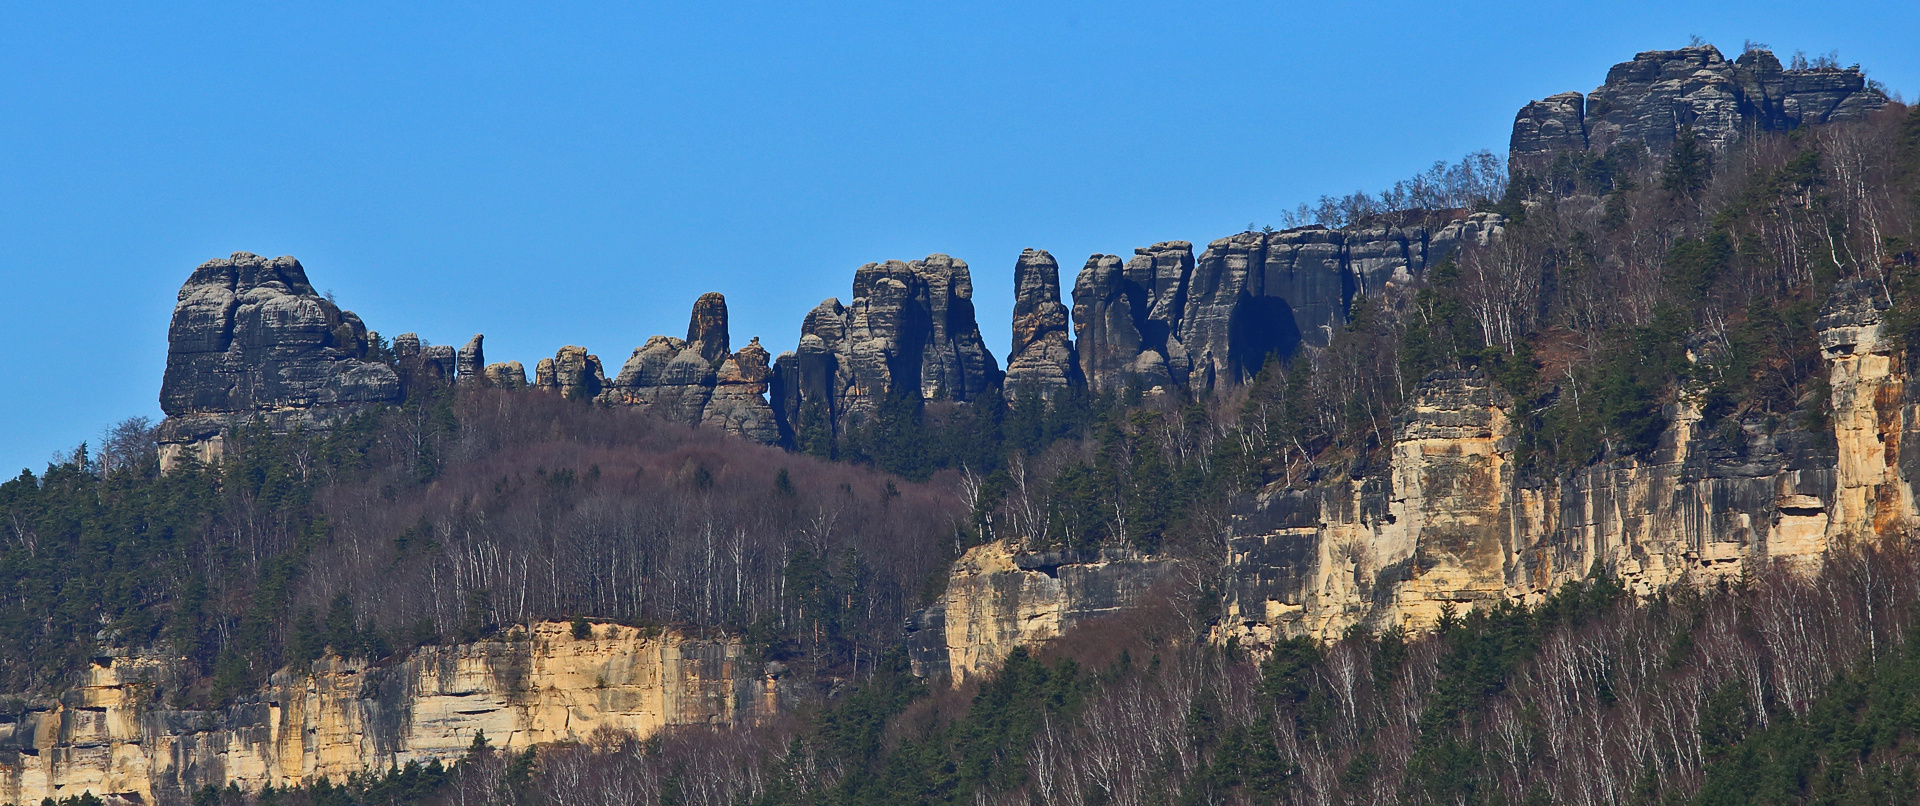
[[1003, 248, 1082, 400]]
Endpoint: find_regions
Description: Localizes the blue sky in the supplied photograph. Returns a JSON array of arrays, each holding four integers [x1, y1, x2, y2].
[[1, 1, 1914, 473]]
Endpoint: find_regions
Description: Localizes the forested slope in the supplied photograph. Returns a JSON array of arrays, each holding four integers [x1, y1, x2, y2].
[[6, 43, 1920, 806]]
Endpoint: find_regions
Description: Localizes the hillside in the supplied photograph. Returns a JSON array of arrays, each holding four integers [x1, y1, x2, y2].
[[3, 41, 1918, 805]]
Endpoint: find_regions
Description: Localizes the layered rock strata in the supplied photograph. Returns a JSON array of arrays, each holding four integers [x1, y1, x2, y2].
[[905, 542, 1179, 684], [1002, 249, 1083, 400], [1510, 44, 1887, 175], [593, 294, 781, 444], [0, 622, 779, 805], [922, 281, 1915, 674], [771, 255, 1001, 439], [457, 335, 486, 385], [1073, 216, 1503, 394], [157, 253, 403, 471], [533, 346, 607, 400], [1214, 280, 1912, 646]]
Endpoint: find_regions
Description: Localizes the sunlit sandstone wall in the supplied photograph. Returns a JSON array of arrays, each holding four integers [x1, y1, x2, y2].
[[0, 622, 779, 805], [912, 282, 1919, 681]]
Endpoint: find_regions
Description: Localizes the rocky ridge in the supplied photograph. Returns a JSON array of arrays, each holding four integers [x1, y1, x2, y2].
[[1510, 44, 1886, 175]]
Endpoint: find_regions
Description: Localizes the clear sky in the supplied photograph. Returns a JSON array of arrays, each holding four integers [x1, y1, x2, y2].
[[1, 1, 1914, 473]]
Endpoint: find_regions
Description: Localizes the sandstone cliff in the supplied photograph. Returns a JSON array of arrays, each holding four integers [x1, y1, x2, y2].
[[1002, 249, 1083, 401], [906, 542, 1179, 684], [157, 253, 406, 470], [0, 622, 778, 805], [771, 255, 1002, 439], [1509, 44, 1886, 175], [1072, 216, 1503, 395], [913, 280, 1915, 678], [593, 293, 781, 443]]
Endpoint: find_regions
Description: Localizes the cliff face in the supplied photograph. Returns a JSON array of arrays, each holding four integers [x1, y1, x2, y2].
[[905, 543, 1179, 684], [914, 281, 1913, 675], [0, 622, 777, 805], [771, 255, 1002, 439], [1510, 45, 1886, 175], [157, 253, 405, 471], [1217, 281, 1911, 646], [1073, 216, 1503, 395]]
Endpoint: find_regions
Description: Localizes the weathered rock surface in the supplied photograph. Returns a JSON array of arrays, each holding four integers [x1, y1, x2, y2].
[[596, 294, 780, 444], [924, 280, 1916, 673], [483, 361, 528, 389], [457, 334, 486, 385], [1070, 243, 1193, 395], [1002, 249, 1082, 400], [772, 255, 1001, 439], [157, 253, 403, 470], [906, 542, 1179, 684], [1074, 217, 1503, 394], [393, 333, 457, 395], [1215, 279, 1913, 646], [533, 346, 607, 400], [0, 622, 779, 805], [1510, 44, 1887, 175]]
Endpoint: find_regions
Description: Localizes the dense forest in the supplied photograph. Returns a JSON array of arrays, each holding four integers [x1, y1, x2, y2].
[[5, 81, 1920, 806]]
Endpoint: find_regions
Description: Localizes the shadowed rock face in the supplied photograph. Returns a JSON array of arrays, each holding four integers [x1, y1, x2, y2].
[[1509, 45, 1886, 175], [772, 255, 1001, 439], [1070, 243, 1193, 395], [1003, 249, 1083, 401], [157, 252, 403, 470], [1073, 217, 1503, 395], [595, 293, 780, 444]]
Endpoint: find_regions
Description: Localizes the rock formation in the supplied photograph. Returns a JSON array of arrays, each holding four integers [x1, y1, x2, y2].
[[906, 542, 1178, 684], [157, 253, 402, 470], [533, 346, 607, 400], [393, 332, 457, 394], [1070, 242, 1194, 396], [0, 622, 780, 805], [484, 361, 528, 389], [772, 255, 1001, 439], [915, 281, 1917, 677], [1002, 249, 1083, 400], [1509, 44, 1886, 175], [594, 294, 780, 444], [1073, 217, 1503, 395], [457, 334, 486, 385]]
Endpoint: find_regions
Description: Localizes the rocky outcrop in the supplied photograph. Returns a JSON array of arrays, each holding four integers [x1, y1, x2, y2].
[[1070, 243, 1194, 395], [533, 346, 607, 400], [772, 256, 1001, 439], [595, 294, 780, 444], [1215, 281, 1914, 646], [1002, 249, 1082, 400], [457, 334, 486, 385], [484, 362, 528, 389], [1510, 44, 1887, 175], [393, 333, 457, 395], [1817, 279, 1916, 538], [158, 253, 402, 471], [924, 279, 1917, 670], [1075, 217, 1503, 394], [906, 542, 1179, 684], [0, 622, 780, 805]]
